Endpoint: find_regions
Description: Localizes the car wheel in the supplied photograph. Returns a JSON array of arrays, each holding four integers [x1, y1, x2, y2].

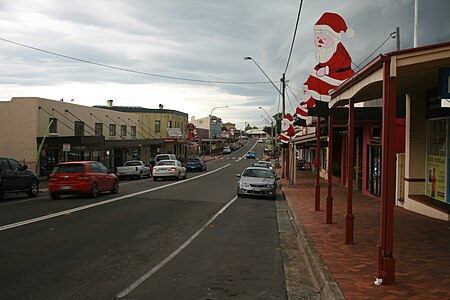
[[27, 179, 39, 197], [111, 181, 119, 194], [90, 183, 99, 198], [51, 192, 60, 200]]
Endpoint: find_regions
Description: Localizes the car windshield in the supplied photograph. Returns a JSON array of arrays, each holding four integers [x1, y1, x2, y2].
[[156, 160, 176, 166], [188, 158, 201, 162], [125, 161, 141, 166], [242, 168, 274, 178], [53, 164, 85, 173]]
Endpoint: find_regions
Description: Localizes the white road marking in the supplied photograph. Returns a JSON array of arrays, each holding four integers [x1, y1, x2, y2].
[[0, 196, 49, 206], [0, 164, 231, 232], [117, 195, 238, 298]]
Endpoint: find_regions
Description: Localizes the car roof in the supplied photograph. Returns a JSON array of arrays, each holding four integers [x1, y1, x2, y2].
[[56, 161, 96, 165]]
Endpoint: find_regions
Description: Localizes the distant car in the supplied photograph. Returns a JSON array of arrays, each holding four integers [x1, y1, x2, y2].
[[246, 151, 256, 159], [252, 161, 275, 172], [297, 159, 311, 170], [152, 160, 187, 181], [223, 146, 232, 154], [257, 138, 264, 143], [49, 161, 119, 199], [236, 166, 278, 200], [0, 157, 40, 200], [115, 160, 151, 180], [186, 157, 207, 172]]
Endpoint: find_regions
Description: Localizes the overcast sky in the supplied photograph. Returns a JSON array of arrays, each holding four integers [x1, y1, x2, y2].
[[1, 0, 449, 129]]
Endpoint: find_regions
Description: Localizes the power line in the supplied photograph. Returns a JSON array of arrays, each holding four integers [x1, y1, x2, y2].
[[0, 37, 271, 85], [284, 0, 304, 74], [353, 32, 396, 70]]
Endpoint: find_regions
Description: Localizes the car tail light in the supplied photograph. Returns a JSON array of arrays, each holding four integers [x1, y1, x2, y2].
[[152, 168, 157, 172], [170, 167, 177, 172]]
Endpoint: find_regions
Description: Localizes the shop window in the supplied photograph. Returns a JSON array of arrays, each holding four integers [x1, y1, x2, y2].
[[426, 119, 447, 202]]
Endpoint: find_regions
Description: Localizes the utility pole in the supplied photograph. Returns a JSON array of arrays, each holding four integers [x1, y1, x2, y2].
[[396, 27, 401, 51]]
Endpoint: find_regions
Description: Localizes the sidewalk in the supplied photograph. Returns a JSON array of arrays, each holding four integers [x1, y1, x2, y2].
[[280, 170, 450, 300]]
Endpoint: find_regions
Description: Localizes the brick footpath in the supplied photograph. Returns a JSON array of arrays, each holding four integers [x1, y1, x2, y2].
[[280, 170, 450, 300]]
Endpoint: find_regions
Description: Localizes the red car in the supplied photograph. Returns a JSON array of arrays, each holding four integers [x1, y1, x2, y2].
[[49, 161, 119, 200]]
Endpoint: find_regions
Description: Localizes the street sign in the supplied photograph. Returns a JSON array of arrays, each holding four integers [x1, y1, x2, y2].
[[63, 143, 71, 152]]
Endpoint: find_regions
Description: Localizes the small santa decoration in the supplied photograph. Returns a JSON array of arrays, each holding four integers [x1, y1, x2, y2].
[[280, 114, 295, 144]]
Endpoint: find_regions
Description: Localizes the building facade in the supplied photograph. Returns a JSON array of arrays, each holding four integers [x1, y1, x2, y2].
[[95, 102, 189, 163]]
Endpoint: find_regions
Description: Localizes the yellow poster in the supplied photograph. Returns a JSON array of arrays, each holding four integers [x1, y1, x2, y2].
[[426, 155, 446, 202]]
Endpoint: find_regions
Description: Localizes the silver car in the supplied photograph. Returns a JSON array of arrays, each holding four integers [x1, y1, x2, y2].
[[152, 160, 187, 181], [236, 166, 278, 200]]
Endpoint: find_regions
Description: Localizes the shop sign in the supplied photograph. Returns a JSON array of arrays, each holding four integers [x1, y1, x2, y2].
[[167, 128, 182, 137]]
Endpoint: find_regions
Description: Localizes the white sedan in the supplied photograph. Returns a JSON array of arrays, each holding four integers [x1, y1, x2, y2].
[[152, 160, 187, 181]]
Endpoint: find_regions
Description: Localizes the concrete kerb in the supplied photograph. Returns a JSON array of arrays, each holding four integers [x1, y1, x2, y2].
[[281, 187, 345, 300]]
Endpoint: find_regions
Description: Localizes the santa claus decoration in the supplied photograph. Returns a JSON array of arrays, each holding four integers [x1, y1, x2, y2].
[[296, 12, 355, 118], [280, 114, 295, 144]]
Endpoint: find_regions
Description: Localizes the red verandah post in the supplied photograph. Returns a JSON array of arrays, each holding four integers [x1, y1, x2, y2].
[[315, 117, 321, 211], [345, 98, 354, 244], [376, 58, 396, 285], [326, 110, 334, 224]]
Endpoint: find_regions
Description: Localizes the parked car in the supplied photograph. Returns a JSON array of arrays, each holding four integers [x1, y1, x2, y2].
[[246, 150, 256, 159], [116, 160, 151, 180], [297, 159, 312, 170], [155, 153, 177, 163], [252, 160, 275, 173], [48, 161, 119, 199], [186, 157, 207, 172], [236, 166, 278, 200], [223, 146, 232, 154], [152, 160, 187, 181], [0, 157, 39, 200]]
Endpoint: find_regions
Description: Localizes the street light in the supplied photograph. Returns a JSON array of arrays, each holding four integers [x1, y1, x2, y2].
[[259, 106, 277, 156], [244, 57, 282, 95], [209, 105, 229, 157], [245, 56, 286, 177]]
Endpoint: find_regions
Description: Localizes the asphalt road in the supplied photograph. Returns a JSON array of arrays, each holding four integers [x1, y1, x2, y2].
[[0, 140, 314, 300]]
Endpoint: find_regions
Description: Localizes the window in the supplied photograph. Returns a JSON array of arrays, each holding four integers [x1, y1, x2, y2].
[[95, 123, 103, 136], [155, 120, 161, 133], [131, 126, 137, 137], [121, 125, 127, 137], [75, 121, 85, 136], [8, 159, 21, 171], [167, 120, 172, 128], [109, 124, 116, 136], [49, 118, 57, 133]]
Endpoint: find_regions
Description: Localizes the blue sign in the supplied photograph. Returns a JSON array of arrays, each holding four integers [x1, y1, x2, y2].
[[439, 68, 450, 98]]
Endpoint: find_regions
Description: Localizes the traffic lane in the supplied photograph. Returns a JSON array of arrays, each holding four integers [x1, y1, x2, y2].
[[0, 162, 245, 299], [0, 178, 156, 227], [0, 165, 228, 227], [122, 194, 285, 299], [0, 184, 229, 299], [0, 149, 256, 228]]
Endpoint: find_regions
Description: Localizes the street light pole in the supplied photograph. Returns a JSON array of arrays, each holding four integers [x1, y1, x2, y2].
[[209, 105, 228, 158], [245, 56, 286, 176], [259, 106, 276, 157]]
